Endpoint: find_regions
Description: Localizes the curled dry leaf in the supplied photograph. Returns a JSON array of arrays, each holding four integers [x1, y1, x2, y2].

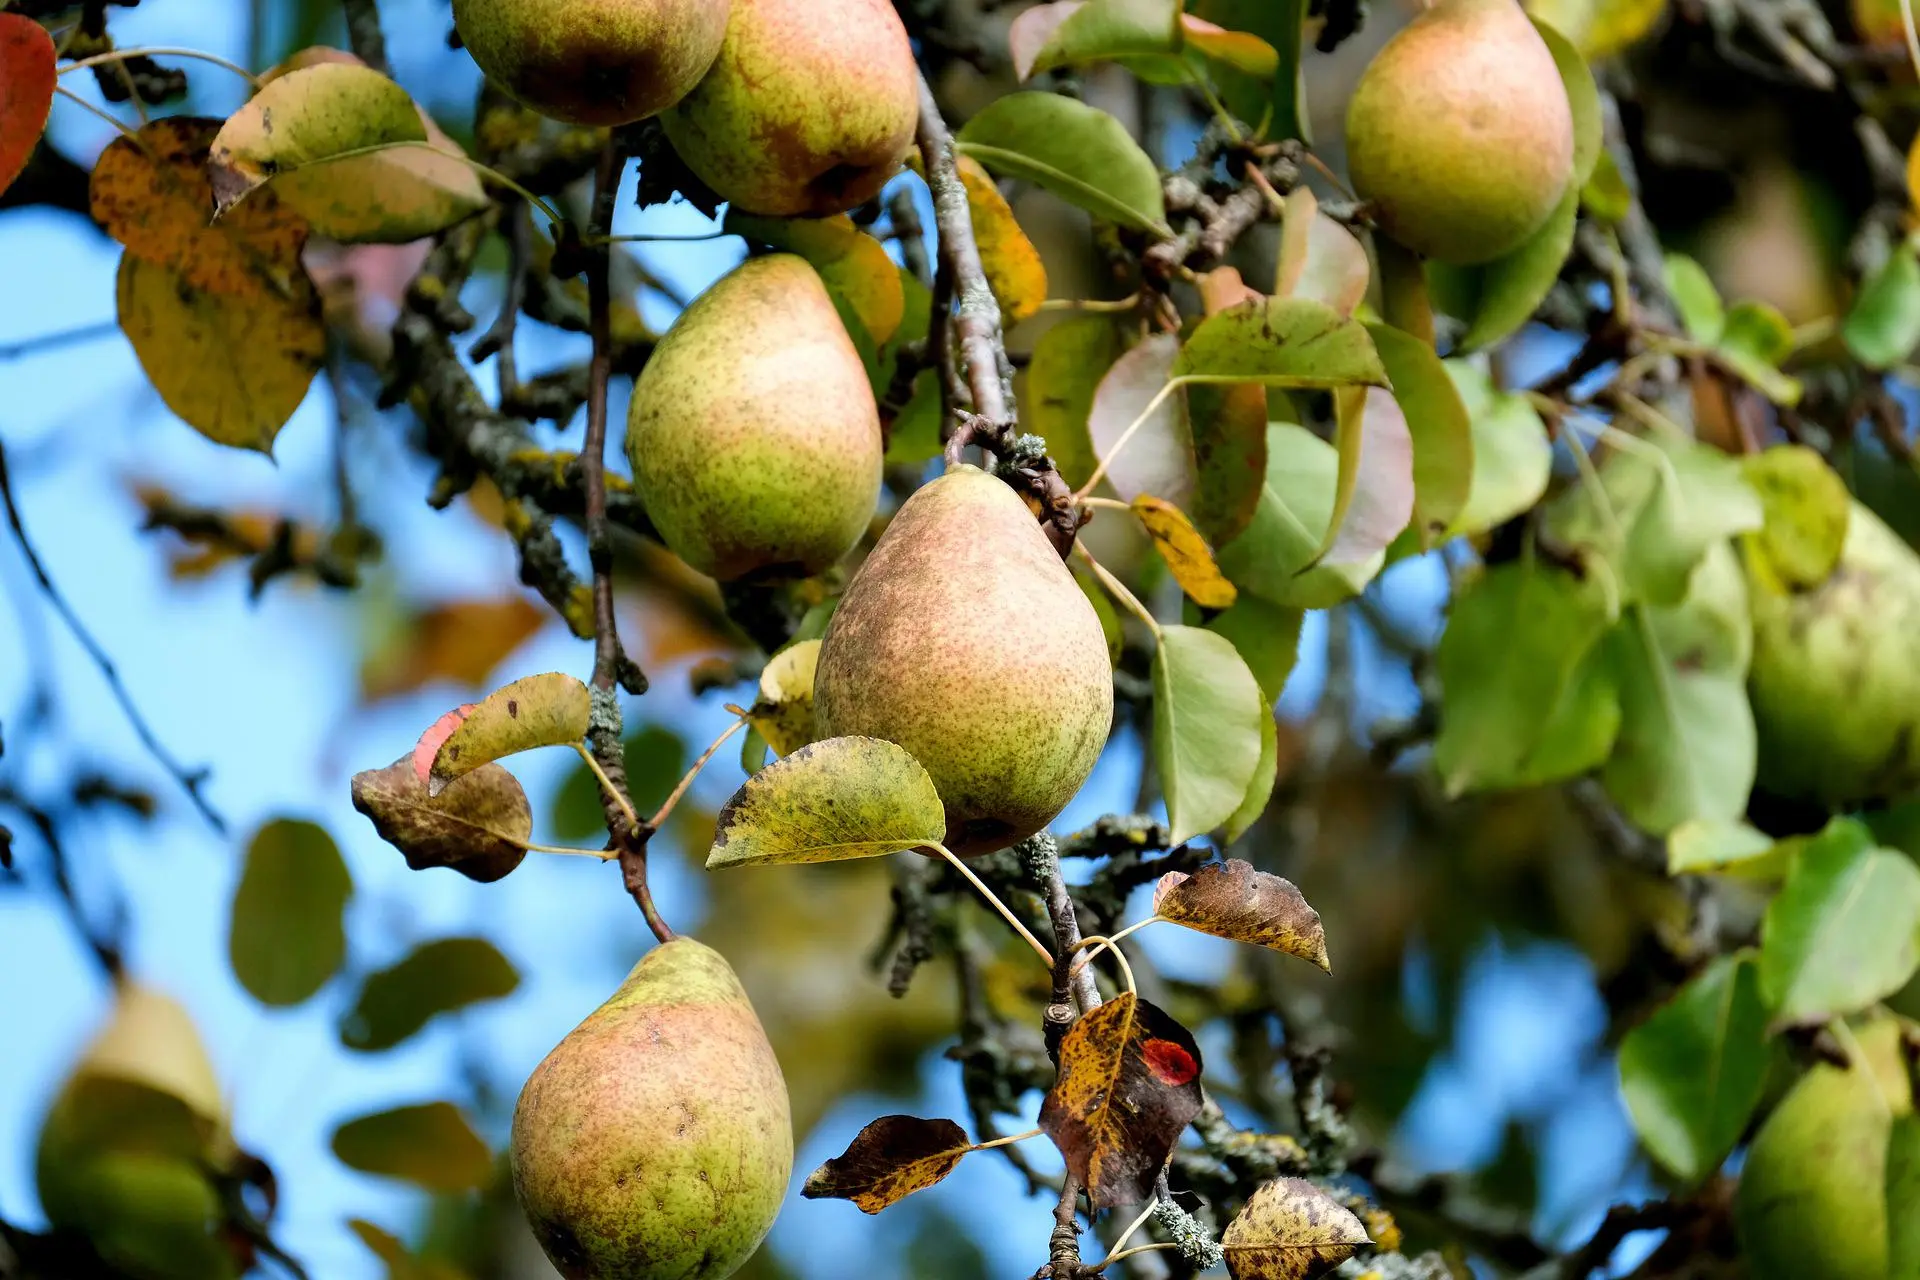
[[350, 755, 531, 883], [706, 736, 946, 868], [1039, 992, 1204, 1208], [801, 1115, 971, 1213], [956, 155, 1048, 325], [745, 639, 821, 759], [1153, 859, 1330, 972], [1221, 1177, 1372, 1280], [0, 13, 55, 199], [1131, 495, 1237, 609], [426, 672, 592, 795]]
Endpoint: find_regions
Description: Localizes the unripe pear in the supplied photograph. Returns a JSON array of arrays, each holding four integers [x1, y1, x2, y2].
[[452, 0, 729, 126], [660, 0, 919, 216], [1748, 500, 1920, 808], [626, 254, 881, 582], [511, 938, 792, 1280], [1735, 1016, 1913, 1280], [813, 465, 1114, 855], [1345, 0, 1574, 265]]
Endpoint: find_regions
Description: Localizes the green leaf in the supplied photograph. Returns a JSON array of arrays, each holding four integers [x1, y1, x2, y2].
[[1664, 254, 1725, 344], [1533, 18, 1601, 187], [1666, 819, 1783, 877], [1316, 387, 1414, 568], [1028, 314, 1126, 489], [1618, 951, 1770, 1184], [1581, 149, 1633, 223], [229, 818, 352, 1007], [1428, 185, 1578, 351], [1207, 597, 1303, 700], [1890, 1116, 1920, 1280], [1223, 707, 1278, 843], [1442, 361, 1552, 538], [1844, 242, 1920, 371], [1759, 819, 1920, 1029], [339, 937, 520, 1053], [706, 736, 946, 867], [957, 93, 1169, 235], [426, 672, 592, 795], [1153, 625, 1266, 845], [1600, 544, 1756, 834], [1174, 296, 1389, 389], [1188, 381, 1271, 548], [1188, 0, 1309, 140], [330, 1102, 493, 1192], [349, 1220, 468, 1280], [1022, 0, 1183, 78], [1741, 445, 1851, 590], [1435, 559, 1620, 794], [1218, 425, 1383, 608], [1368, 323, 1473, 542], [1716, 301, 1802, 407]]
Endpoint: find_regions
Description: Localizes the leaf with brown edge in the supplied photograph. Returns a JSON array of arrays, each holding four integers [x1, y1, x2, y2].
[[90, 117, 309, 298], [1132, 496, 1237, 609], [350, 756, 530, 883], [1222, 1178, 1371, 1280], [1039, 992, 1204, 1209], [956, 155, 1048, 325], [0, 14, 55, 199], [801, 1115, 971, 1213], [745, 639, 821, 758], [427, 673, 591, 795], [1153, 859, 1329, 971]]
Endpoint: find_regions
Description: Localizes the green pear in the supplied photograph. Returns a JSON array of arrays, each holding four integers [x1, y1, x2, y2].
[[452, 0, 729, 126], [813, 464, 1114, 855], [510, 938, 792, 1280], [660, 0, 919, 216], [1748, 500, 1920, 807], [35, 982, 238, 1280], [1345, 0, 1574, 265], [627, 254, 881, 582], [1736, 1016, 1913, 1280]]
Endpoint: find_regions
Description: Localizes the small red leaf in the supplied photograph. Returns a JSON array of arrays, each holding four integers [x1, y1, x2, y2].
[[0, 14, 56, 199]]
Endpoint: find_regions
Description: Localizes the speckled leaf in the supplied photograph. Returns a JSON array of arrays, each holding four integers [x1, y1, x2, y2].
[[117, 252, 324, 454], [1741, 446, 1850, 589], [350, 754, 530, 883], [955, 156, 1048, 325], [0, 15, 55, 199], [1369, 323, 1473, 541], [426, 672, 591, 795], [1133, 496, 1237, 609], [802, 1115, 971, 1213], [1759, 819, 1920, 1029], [90, 117, 310, 297], [1088, 333, 1194, 505], [1274, 187, 1368, 317], [330, 1102, 492, 1192], [727, 212, 906, 345], [957, 92, 1169, 235], [1189, 376, 1269, 547], [746, 639, 821, 758], [1039, 993, 1204, 1209], [1153, 860, 1328, 970], [706, 736, 945, 868], [1028, 313, 1127, 489], [1221, 1177, 1371, 1279], [1153, 625, 1266, 844], [1174, 296, 1389, 390], [339, 937, 520, 1053], [1428, 185, 1578, 351], [229, 818, 352, 1007]]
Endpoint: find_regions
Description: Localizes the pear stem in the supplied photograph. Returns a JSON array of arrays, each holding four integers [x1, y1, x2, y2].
[[649, 717, 748, 831], [928, 841, 1054, 967]]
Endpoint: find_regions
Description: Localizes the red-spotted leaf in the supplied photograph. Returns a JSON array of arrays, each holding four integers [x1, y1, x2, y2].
[[351, 755, 530, 883], [0, 14, 55, 199], [1039, 993, 1204, 1208], [1222, 1178, 1372, 1279], [1153, 859, 1329, 971], [426, 673, 591, 795], [802, 1115, 972, 1213]]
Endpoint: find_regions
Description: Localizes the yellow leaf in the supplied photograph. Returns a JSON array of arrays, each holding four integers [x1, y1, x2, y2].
[[116, 253, 324, 454], [1131, 494, 1238, 609], [425, 672, 592, 794], [745, 639, 821, 758], [725, 212, 906, 344], [956, 155, 1048, 325], [1527, 0, 1665, 58]]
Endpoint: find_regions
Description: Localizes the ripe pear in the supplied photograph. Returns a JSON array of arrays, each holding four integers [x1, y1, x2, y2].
[[813, 465, 1114, 855], [659, 0, 919, 216], [511, 938, 792, 1280], [1748, 500, 1920, 808], [35, 982, 239, 1280], [1345, 0, 1574, 265], [1736, 1016, 1913, 1280], [452, 0, 729, 126], [627, 254, 881, 582]]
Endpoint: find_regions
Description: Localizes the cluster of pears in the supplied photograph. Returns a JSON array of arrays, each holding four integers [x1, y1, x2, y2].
[[451, 0, 919, 215], [1344, 0, 1574, 265]]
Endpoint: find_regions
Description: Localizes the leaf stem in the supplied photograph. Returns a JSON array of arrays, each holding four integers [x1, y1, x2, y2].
[[573, 743, 638, 830], [1070, 933, 1137, 996], [1067, 917, 1162, 982], [592, 230, 731, 245], [1075, 542, 1162, 641], [928, 841, 1055, 967], [1095, 1242, 1180, 1268], [968, 1127, 1043, 1153], [650, 717, 748, 830], [1073, 378, 1184, 502], [60, 46, 261, 87], [51, 85, 140, 141], [1034, 294, 1143, 315], [523, 840, 620, 859], [1100, 1199, 1162, 1264]]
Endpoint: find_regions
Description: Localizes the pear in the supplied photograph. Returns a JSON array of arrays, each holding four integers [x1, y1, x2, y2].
[[452, 0, 729, 127], [1345, 0, 1574, 265], [35, 981, 239, 1280], [1748, 500, 1920, 808], [1736, 1016, 1913, 1280], [510, 938, 792, 1280], [626, 254, 881, 582], [813, 465, 1114, 854], [660, 0, 920, 216]]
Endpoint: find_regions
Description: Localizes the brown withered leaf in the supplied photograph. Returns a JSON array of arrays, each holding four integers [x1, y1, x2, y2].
[[801, 1115, 971, 1213], [1132, 495, 1237, 610], [1153, 860, 1329, 972], [351, 755, 529, 883], [1039, 992, 1203, 1208], [426, 672, 591, 795], [1221, 1178, 1371, 1280]]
